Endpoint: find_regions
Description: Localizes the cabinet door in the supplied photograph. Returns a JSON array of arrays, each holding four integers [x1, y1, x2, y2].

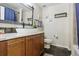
[[31, 34, 44, 56], [25, 37, 33, 56], [34, 34, 44, 55], [25, 33, 44, 56], [7, 37, 25, 56], [25, 35, 40, 56], [39, 34, 44, 54], [0, 41, 7, 56], [31, 35, 40, 56]]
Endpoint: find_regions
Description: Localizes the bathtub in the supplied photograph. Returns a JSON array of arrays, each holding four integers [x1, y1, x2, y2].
[[73, 45, 79, 56]]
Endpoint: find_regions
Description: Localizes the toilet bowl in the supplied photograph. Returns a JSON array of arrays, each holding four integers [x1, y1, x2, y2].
[[44, 39, 53, 49], [44, 39, 53, 44]]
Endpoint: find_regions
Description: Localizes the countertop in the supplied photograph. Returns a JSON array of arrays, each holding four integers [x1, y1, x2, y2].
[[0, 28, 44, 41]]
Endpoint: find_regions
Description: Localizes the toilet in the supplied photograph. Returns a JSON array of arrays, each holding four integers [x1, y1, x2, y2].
[[44, 39, 53, 49]]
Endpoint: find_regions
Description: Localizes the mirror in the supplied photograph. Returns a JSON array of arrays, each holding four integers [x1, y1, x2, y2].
[[0, 3, 43, 29]]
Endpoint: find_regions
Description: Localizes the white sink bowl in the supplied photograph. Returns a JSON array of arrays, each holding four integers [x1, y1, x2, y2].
[[16, 28, 43, 34]]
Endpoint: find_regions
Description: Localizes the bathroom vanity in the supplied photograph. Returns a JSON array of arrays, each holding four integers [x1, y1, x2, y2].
[[0, 31, 44, 56]]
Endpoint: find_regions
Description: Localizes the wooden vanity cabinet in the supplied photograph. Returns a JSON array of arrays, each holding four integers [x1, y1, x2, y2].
[[7, 37, 25, 56], [0, 33, 44, 56]]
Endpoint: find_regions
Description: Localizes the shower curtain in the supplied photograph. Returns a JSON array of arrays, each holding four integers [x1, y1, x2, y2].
[[76, 3, 79, 47]]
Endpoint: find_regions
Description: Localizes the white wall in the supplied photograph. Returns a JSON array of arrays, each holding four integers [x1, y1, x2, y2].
[[42, 3, 74, 50]]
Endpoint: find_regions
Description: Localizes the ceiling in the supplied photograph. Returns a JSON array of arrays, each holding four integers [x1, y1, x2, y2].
[[36, 3, 60, 8]]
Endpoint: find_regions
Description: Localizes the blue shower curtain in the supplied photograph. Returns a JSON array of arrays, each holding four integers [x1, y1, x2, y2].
[[76, 3, 79, 47]]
